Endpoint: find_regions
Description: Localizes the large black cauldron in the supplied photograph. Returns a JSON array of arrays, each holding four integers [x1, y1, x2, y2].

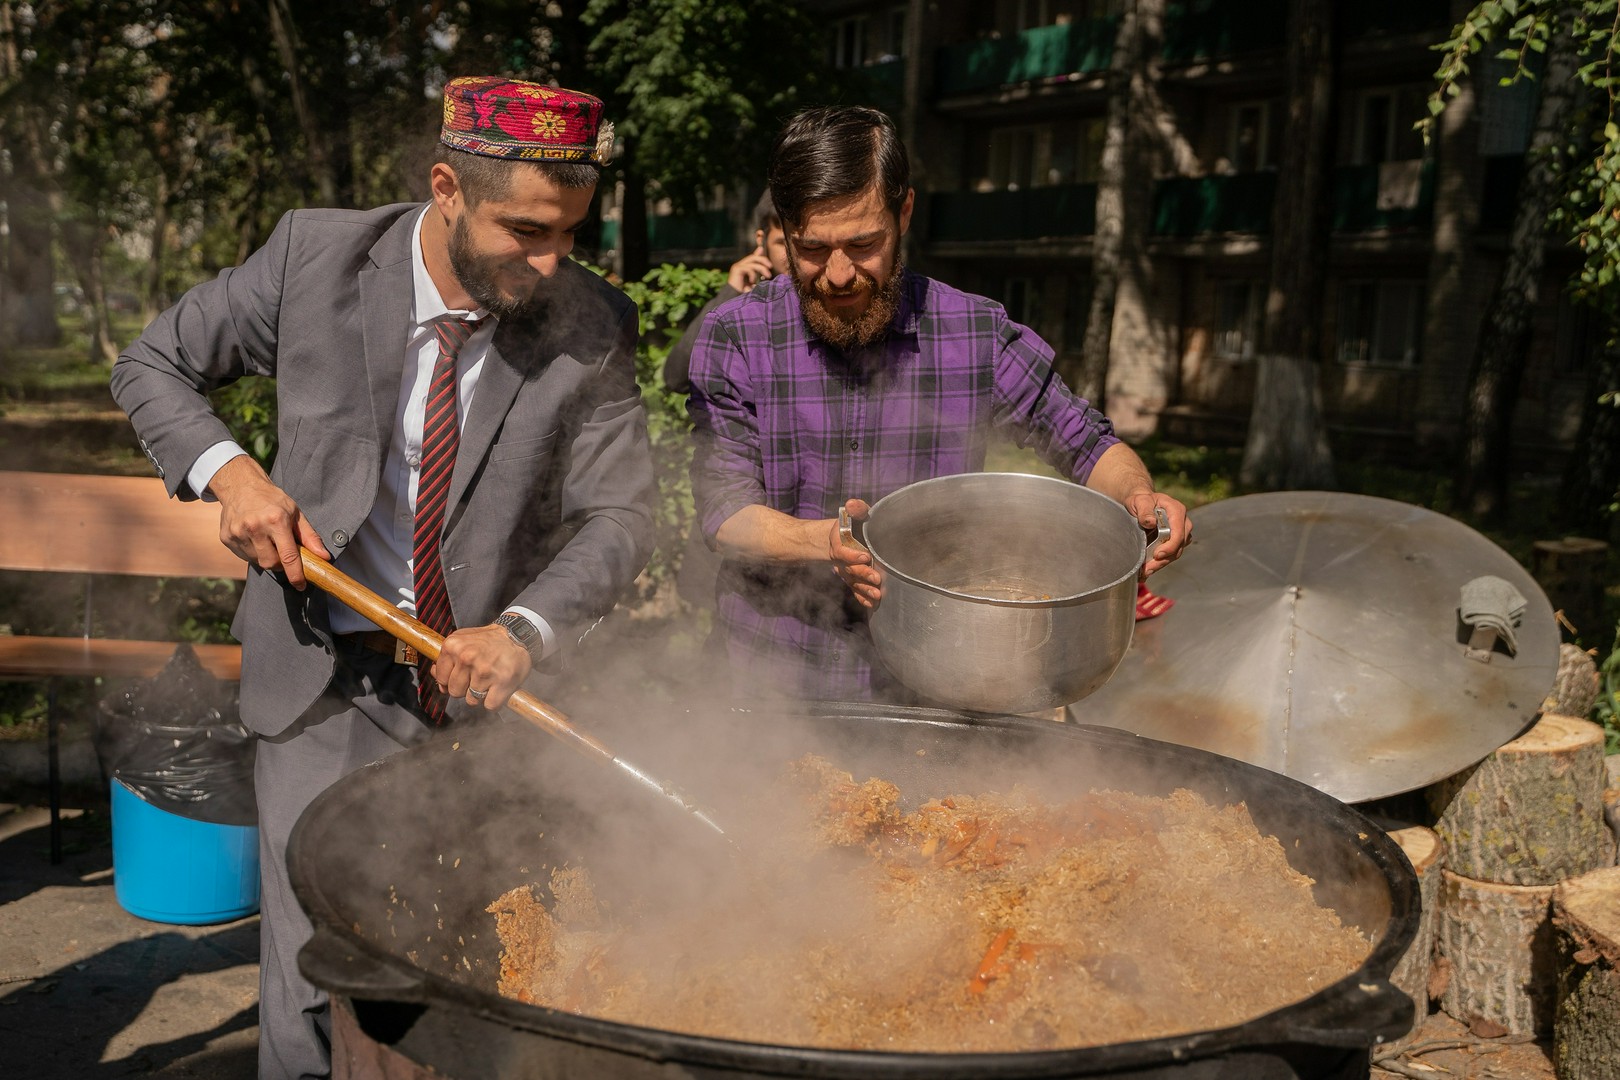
[[289, 704, 1419, 1080]]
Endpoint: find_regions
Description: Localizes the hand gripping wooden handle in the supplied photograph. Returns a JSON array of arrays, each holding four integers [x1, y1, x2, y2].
[[297, 547, 614, 764]]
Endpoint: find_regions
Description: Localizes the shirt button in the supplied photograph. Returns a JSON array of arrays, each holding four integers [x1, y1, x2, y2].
[[407, 452, 421, 468], [332, 529, 349, 546], [848, 439, 859, 451]]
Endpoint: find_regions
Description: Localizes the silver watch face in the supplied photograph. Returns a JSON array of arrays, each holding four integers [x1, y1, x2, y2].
[[498, 614, 539, 650]]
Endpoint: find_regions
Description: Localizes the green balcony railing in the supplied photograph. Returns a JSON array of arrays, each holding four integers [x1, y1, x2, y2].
[[931, 165, 1435, 245], [600, 208, 736, 253], [935, 19, 1116, 97], [858, 57, 906, 113], [1331, 161, 1436, 232], [929, 184, 1099, 242], [1152, 164, 1435, 237], [1151, 172, 1278, 236]]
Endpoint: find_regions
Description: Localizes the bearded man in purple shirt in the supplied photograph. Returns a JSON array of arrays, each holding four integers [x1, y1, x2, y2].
[[687, 106, 1191, 702]]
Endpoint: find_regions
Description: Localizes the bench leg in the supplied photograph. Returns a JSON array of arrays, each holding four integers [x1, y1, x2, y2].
[[48, 679, 61, 865]]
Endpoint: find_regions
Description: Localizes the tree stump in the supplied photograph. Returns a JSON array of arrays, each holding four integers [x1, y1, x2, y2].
[[1425, 713, 1615, 885], [1383, 824, 1443, 1050], [1435, 870, 1557, 1035], [1552, 866, 1620, 1080], [1531, 536, 1609, 641]]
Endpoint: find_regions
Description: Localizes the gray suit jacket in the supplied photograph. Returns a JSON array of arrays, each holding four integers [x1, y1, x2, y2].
[[111, 203, 656, 736]]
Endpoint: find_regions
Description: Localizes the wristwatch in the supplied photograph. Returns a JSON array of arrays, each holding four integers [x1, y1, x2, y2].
[[495, 612, 543, 660]]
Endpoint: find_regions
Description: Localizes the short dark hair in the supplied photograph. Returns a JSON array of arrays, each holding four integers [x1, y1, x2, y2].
[[751, 189, 781, 235], [766, 106, 910, 230], [435, 146, 599, 207]]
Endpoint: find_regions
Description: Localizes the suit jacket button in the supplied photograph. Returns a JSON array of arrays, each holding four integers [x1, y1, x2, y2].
[[332, 530, 349, 547]]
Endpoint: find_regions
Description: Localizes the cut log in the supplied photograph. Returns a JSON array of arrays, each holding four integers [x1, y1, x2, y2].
[[1552, 866, 1620, 1080], [1382, 824, 1443, 1050], [1425, 713, 1615, 885], [1435, 869, 1556, 1035]]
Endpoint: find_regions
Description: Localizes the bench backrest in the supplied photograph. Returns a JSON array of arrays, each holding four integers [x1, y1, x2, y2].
[[0, 470, 246, 579]]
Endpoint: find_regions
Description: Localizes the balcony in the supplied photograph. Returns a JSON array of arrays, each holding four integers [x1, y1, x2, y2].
[[1341, 0, 1452, 38], [1152, 173, 1278, 237], [1160, 0, 1287, 63], [935, 20, 1116, 98], [929, 164, 1435, 245], [929, 184, 1099, 243], [599, 209, 736, 253], [1331, 161, 1436, 232]]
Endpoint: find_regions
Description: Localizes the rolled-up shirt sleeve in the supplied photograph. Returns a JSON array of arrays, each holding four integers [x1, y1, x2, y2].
[[988, 311, 1119, 484], [687, 311, 768, 545]]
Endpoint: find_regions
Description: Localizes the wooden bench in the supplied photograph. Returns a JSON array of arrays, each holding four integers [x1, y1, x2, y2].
[[0, 470, 247, 862]]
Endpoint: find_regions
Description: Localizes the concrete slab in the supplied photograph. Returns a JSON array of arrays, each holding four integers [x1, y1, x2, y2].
[[0, 797, 258, 1079]]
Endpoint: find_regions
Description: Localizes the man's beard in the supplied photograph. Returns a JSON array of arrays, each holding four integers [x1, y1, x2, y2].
[[792, 259, 904, 352], [448, 214, 543, 320]]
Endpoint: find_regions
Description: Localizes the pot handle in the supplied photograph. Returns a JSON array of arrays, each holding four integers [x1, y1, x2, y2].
[[298, 925, 429, 1004], [1149, 505, 1171, 559], [837, 505, 869, 555], [1245, 977, 1415, 1048]]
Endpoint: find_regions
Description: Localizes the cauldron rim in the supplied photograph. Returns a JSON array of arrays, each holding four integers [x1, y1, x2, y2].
[[291, 703, 1421, 1076]]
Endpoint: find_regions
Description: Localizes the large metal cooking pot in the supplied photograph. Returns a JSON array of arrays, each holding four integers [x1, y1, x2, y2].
[[290, 704, 1419, 1080], [859, 473, 1151, 713]]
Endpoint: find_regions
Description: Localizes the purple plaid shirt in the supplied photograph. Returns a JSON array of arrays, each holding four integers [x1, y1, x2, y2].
[[688, 269, 1119, 701]]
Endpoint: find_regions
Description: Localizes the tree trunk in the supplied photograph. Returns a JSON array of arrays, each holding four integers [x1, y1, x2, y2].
[[1455, 10, 1581, 521], [0, 0, 59, 351], [1552, 866, 1620, 1079], [619, 161, 650, 283], [1435, 869, 1558, 1035], [1425, 713, 1615, 886], [59, 216, 117, 364], [1240, 0, 1335, 491], [1556, 329, 1620, 536], [266, 0, 341, 205], [1077, 0, 1158, 407]]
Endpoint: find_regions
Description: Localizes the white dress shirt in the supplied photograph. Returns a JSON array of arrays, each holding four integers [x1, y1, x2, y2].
[[186, 204, 555, 657]]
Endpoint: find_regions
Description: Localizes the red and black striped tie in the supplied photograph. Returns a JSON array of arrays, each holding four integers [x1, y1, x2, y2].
[[413, 314, 478, 722]]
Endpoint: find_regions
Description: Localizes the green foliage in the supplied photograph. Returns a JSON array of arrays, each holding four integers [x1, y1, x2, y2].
[[613, 263, 727, 596], [581, 0, 828, 213], [210, 377, 279, 467], [1596, 621, 1620, 752]]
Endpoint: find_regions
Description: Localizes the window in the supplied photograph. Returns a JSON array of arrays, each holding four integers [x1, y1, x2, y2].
[[1074, 118, 1107, 183], [1228, 101, 1281, 173], [884, 5, 907, 59], [1354, 88, 1427, 165], [831, 16, 868, 68], [1552, 297, 1600, 378], [1337, 281, 1424, 367], [1003, 277, 1043, 330], [1212, 280, 1265, 361], [988, 126, 1049, 190]]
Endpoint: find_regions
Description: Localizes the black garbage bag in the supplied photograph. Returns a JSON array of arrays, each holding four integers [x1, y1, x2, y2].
[[95, 644, 256, 827]]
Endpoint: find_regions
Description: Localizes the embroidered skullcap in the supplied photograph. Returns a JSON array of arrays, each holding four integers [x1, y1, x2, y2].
[[440, 77, 615, 165]]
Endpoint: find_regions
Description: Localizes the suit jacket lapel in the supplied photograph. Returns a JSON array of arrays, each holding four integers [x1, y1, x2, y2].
[[358, 211, 419, 457], [448, 328, 525, 521]]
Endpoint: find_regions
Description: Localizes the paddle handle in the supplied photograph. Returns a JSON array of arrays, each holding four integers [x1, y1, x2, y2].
[[297, 547, 615, 764]]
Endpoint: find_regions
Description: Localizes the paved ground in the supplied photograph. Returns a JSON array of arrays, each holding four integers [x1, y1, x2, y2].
[[0, 782, 259, 1079]]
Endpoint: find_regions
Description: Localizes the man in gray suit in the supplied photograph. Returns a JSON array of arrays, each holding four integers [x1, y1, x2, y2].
[[111, 78, 655, 1078]]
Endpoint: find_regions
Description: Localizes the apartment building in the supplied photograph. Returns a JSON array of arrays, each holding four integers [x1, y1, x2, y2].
[[633, 0, 1596, 454]]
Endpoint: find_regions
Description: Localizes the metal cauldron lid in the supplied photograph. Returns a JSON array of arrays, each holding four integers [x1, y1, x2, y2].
[[1070, 491, 1560, 803]]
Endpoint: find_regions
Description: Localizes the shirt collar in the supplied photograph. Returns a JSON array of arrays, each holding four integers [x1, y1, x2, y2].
[[411, 204, 491, 326]]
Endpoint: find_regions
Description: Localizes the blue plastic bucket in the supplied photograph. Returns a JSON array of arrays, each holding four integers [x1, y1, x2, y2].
[[110, 778, 260, 924]]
